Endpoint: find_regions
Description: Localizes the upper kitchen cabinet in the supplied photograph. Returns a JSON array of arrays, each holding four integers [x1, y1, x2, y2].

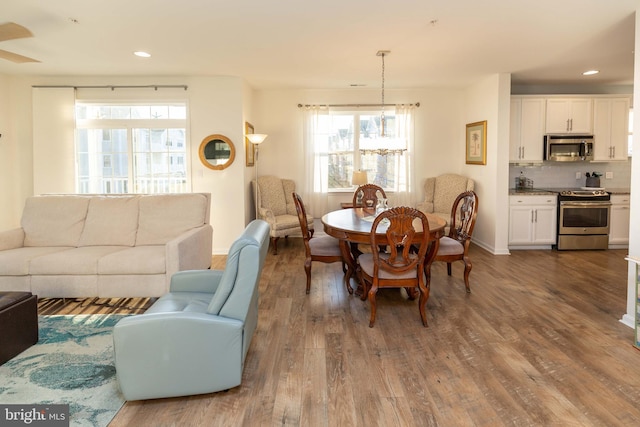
[[593, 97, 630, 161], [545, 98, 592, 134], [510, 97, 545, 163]]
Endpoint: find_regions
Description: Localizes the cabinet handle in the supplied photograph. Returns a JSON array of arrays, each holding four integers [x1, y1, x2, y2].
[[534, 210, 538, 223], [521, 147, 525, 159], [531, 211, 534, 223], [566, 118, 570, 131], [612, 146, 615, 158]]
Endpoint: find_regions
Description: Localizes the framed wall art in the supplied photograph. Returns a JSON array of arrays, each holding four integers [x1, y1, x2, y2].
[[245, 122, 255, 167], [465, 120, 487, 165]]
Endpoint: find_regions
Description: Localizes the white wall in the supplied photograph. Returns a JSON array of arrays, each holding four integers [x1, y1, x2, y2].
[[622, 11, 640, 328], [1, 76, 34, 230], [462, 73, 512, 255], [252, 87, 473, 210]]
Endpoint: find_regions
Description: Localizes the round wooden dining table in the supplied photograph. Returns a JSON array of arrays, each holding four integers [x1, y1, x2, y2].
[[321, 207, 446, 294]]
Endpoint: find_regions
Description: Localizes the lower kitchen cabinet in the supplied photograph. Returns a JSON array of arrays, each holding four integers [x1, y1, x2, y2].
[[609, 194, 630, 246], [509, 195, 557, 248]]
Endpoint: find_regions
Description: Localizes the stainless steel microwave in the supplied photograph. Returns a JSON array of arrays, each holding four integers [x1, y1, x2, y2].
[[544, 135, 594, 162]]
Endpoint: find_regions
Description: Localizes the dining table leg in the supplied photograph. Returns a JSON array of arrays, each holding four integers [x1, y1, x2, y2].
[[339, 239, 355, 294]]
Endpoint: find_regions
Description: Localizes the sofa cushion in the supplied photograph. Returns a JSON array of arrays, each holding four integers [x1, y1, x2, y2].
[[29, 246, 129, 275], [136, 194, 208, 245], [22, 196, 90, 247], [79, 196, 140, 246], [98, 246, 166, 275], [258, 176, 287, 216], [0, 247, 74, 275]]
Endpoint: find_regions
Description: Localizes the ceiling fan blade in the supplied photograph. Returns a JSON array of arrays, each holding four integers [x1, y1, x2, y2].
[[0, 22, 34, 42], [0, 49, 39, 63]]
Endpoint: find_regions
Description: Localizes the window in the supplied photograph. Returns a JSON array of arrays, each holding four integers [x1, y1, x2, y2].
[[75, 103, 188, 194], [314, 110, 408, 192]]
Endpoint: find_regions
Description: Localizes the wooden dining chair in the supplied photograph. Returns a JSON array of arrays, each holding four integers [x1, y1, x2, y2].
[[352, 184, 386, 210], [433, 191, 478, 293], [357, 206, 435, 327], [292, 193, 345, 294]]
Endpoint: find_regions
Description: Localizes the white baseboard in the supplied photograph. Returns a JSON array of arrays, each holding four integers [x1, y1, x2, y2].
[[620, 313, 635, 329]]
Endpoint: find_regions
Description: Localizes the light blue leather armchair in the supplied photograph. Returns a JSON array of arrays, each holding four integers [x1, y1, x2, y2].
[[113, 220, 270, 401]]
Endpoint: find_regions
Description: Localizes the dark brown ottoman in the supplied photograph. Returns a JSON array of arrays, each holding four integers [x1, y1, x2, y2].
[[0, 292, 38, 365]]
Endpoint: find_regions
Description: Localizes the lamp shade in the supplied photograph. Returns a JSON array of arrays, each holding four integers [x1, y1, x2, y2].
[[246, 133, 268, 144], [351, 170, 368, 186]]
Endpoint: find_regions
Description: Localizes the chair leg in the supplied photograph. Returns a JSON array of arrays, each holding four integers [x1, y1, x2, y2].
[[463, 257, 472, 293], [305, 258, 312, 294], [271, 237, 280, 255], [419, 268, 431, 327], [447, 262, 452, 276], [368, 282, 378, 328]]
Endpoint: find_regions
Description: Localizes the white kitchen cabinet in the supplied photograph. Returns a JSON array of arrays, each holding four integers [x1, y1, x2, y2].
[[510, 97, 545, 162], [509, 195, 557, 248], [593, 98, 630, 161], [609, 194, 630, 246], [545, 98, 592, 134]]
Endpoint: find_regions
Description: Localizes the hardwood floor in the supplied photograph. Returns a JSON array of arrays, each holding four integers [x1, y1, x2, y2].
[[39, 241, 640, 426]]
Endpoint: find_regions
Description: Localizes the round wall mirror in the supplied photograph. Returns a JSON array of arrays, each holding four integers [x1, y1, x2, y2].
[[199, 134, 236, 170]]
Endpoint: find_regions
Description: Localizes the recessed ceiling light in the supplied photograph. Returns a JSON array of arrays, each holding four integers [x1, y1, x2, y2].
[[582, 70, 599, 76], [134, 51, 151, 58]]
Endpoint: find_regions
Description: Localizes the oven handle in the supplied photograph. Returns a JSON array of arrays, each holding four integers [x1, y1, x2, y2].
[[560, 201, 612, 207]]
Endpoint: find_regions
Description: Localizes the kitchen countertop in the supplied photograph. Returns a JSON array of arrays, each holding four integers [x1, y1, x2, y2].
[[509, 187, 630, 195]]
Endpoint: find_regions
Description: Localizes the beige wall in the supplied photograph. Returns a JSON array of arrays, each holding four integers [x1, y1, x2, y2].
[[2, 75, 250, 254], [0, 76, 510, 254]]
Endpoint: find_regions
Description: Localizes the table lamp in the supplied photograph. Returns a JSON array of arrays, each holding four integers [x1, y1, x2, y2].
[[351, 170, 368, 206]]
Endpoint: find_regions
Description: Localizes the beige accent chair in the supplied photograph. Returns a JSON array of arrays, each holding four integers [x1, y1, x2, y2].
[[253, 176, 313, 254], [416, 174, 475, 228]]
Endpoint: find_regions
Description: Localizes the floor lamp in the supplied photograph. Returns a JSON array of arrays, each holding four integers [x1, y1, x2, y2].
[[246, 133, 268, 219]]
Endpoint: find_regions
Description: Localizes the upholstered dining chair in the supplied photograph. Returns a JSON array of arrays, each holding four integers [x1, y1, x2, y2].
[[357, 206, 435, 327], [352, 184, 387, 210], [352, 183, 387, 254], [292, 193, 345, 294], [433, 191, 479, 293]]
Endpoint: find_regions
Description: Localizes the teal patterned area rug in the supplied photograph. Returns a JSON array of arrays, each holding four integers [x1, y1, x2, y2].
[[0, 314, 129, 427]]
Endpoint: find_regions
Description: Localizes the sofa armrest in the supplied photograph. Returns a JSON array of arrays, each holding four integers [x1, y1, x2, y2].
[[0, 228, 25, 251], [165, 224, 213, 286], [170, 269, 224, 293], [113, 312, 244, 400]]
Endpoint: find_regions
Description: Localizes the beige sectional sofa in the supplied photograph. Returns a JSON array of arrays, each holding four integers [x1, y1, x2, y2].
[[0, 193, 213, 298]]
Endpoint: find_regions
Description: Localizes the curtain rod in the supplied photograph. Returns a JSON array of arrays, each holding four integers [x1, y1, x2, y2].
[[297, 102, 419, 108], [31, 85, 188, 91]]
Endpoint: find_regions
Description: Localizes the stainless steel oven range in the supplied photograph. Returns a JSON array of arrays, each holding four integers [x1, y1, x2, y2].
[[557, 189, 611, 250]]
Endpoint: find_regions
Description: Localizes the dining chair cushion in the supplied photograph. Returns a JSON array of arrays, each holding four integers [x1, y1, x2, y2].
[[309, 236, 342, 257], [358, 253, 421, 280], [436, 236, 465, 256]]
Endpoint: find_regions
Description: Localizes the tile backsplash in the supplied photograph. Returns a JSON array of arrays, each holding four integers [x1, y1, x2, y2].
[[509, 159, 632, 189]]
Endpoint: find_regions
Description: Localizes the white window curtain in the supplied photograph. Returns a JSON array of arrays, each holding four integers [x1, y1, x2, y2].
[[391, 104, 416, 207], [302, 105, 330, 216]]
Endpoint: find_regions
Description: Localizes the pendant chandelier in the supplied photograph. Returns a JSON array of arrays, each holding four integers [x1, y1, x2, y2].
[[377, 50, 390, 138]]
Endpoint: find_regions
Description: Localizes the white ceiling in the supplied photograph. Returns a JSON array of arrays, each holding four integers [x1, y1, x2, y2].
[[0, 0, 638, 90]]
